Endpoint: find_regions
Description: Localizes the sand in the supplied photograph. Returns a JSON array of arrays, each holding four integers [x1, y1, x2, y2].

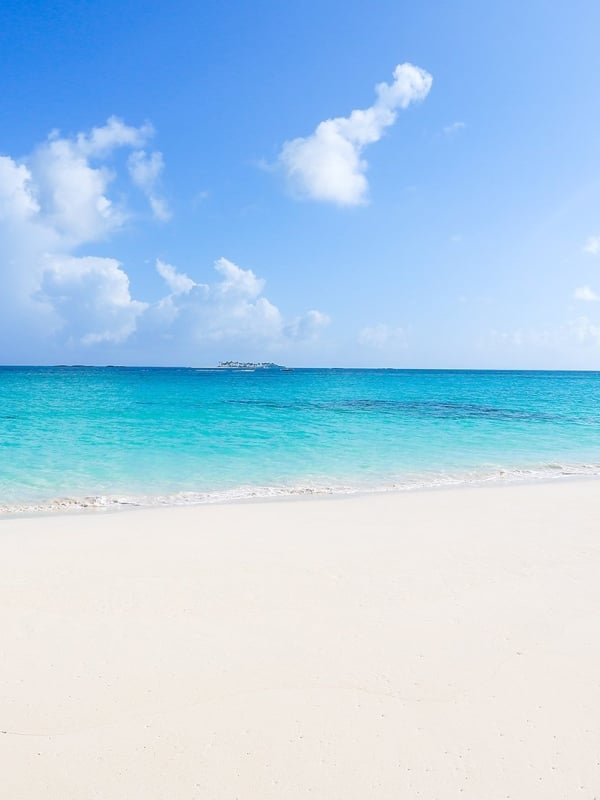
[[1, 480, 599, 799]]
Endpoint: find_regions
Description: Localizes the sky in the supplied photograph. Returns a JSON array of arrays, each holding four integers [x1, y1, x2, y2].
[[1, 0, 600, 368]]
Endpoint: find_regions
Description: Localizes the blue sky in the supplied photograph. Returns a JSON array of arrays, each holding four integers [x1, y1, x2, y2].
[[1, 0, 600, 367]]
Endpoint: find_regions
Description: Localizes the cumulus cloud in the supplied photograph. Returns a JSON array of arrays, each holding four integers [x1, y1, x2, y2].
[[285, 309, 331, 340], [0, 118, 328, 362], [28, 117, 154, 244], [278, 62, 432, 206], [358, 324, 407, 349], [214, 257, 265, 298], [0, 118, 155, 355], [0, 157, 40, 219], [573, 285, 599, 301], [128, 150, 171, 221], [40, 256, 147, 344], [74, 116, 152, 157], [582, 236, 600, 255], [156, 258, 197, 295], [151, 257, 329, 347]]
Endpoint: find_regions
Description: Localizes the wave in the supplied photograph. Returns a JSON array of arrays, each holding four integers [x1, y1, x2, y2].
[[2, 461, 600, 516]]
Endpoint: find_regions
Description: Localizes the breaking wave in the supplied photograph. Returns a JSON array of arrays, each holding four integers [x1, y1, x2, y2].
[[2, 461, 600, 516]]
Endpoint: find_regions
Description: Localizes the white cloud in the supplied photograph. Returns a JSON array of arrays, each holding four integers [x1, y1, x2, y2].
[[40, 255, 147, 344], [192, 190, 210, 207], [484, 316, 600, 352], [214, 257, 264, 298], [443, 121, 466, 136], [0, 157, 40, 219], [74, 116, 152, 157], [150, 257, 328, 347], [573, 285, 599, 301], [285, 309, 331, 340], [582, 236, 600, 255], [568, 316, 600, 346], [0, 118, 328, 361], [358, 324, 407, 349], [485, 328, 554, 349], [278, 62, 432, 206], [128, 149, 163, 187], [149, 195, 171, 222], [30, 138, 122, 243], [156, 258, 197, 295], [128, 150, 171, 221], [28, 118, 154, 244], [0, 118, 156, 352]]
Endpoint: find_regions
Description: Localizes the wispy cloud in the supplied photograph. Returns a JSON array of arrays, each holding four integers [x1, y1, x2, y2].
[[128, 150, 171, 221], [156, 258, 197, 295], [569, 315, 600, 346], [582, 236, 600, 255], [285, 310, 331, 340], [278, 63, 432, 206], [358, 323, 407, 349], [573, 285, 599, 302], [484, 316, 600, 351], [442, 121, 466, 136]]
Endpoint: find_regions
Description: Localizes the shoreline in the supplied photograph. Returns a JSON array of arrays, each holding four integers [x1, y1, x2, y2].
[[2, 463, 600, 520], [2, 479, 600, 797]]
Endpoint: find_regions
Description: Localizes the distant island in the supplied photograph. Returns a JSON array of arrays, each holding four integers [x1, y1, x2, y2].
[[217, 361, 291, 370]]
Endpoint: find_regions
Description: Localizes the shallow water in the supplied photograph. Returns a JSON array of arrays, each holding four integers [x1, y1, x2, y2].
[[1, 367, 599, 512]]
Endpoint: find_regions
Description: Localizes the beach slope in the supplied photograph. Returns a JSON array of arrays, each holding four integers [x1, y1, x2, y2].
[[1, 481, 599, 798]]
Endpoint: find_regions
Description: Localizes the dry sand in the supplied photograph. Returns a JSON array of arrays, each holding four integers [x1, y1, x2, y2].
[[1, 480, 599, 799]]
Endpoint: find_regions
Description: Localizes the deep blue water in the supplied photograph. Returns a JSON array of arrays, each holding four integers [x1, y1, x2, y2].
[[1, 367, 599, 511]]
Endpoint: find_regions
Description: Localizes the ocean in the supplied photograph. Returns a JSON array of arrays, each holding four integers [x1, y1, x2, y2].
[[1, 366, 599, 513]]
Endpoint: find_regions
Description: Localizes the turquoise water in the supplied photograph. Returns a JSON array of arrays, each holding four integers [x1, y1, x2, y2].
[[1, 367, 600, 512]]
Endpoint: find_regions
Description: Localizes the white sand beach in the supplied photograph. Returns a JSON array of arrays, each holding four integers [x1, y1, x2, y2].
[[1, 480, 599, 799]]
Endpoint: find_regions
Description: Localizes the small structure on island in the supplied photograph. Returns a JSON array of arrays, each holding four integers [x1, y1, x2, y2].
[[217, 361, 291, 371]]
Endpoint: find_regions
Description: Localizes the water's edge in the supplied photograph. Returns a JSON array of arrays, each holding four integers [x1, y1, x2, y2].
[[2, 461, 599, 518]]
